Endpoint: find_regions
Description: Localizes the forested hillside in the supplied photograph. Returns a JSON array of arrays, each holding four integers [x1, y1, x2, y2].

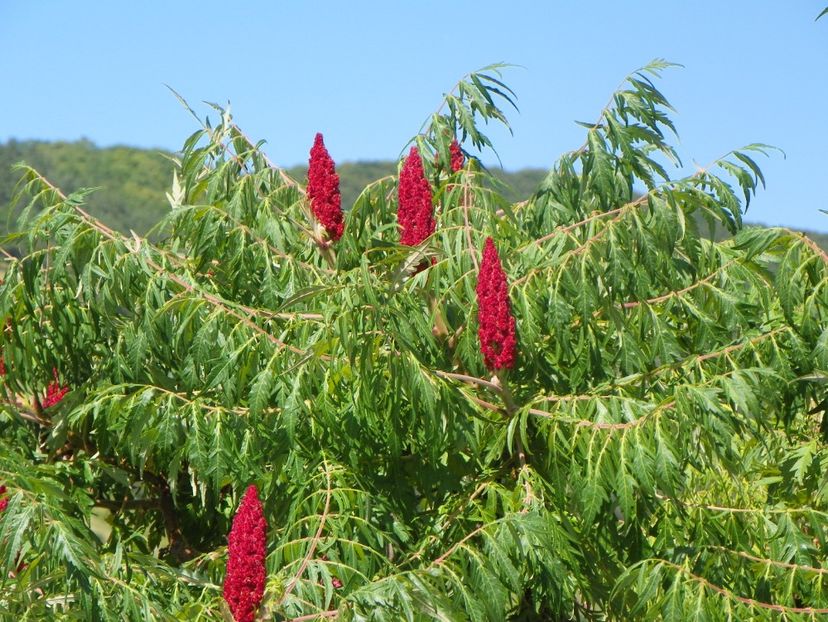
[[0, 140, 172, 235], [1, 140, 826, 249]]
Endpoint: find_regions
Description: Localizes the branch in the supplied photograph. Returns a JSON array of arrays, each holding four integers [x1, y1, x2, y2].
[[516, 162, 733, 291], [615, 259, 738, 311], [1, 393, 50, 427], [786, 228, 828, 265], [529, 201, 635, 247], [656, 559, 828, 615], [287, 611, 339, 622], [431, 522, 494, 567], [433, 370, 503, 394], [493, 370, 533, 506], [277, 461, 333, 607], [609, 326, 789, 390], [701, 545, 828, 576], [93, 497, 159, 512], [655, 493, 828, 518], [401, 481, 492, 569], [458, 173, 480, 272], [229, 122, 304, 191], [528, 399, 675, 430], [22, 169, 331, 361], [513, 205, 629, 289], [183, 203, 330, 274]]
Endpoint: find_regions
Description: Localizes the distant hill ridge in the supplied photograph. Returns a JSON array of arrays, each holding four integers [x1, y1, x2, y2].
[[1, 140, 826, 251]]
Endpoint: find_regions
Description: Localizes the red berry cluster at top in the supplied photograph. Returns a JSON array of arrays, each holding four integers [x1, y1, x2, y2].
[[307, 133, 345, 242], [449, 138, 464, 173], [476, 237, 517, 371], [0, 485, 7, 512], [397, 147, 435, 246], [42, 368, 70, 409], [224, 485, 267, 622]]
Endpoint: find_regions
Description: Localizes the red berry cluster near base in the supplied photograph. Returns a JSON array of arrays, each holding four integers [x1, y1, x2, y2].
[[476, 237, 517, 371], [0, 485, 7, 512], [307, 133, 345, 242], [42, 368, 70, 409], [223, 485, 267, 622]]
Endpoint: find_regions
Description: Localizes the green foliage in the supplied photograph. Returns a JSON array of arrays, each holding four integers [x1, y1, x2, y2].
[[0, 139, 172, 237], [0, 142, 552, 241], [3, 141, 826, 253], [1, 61, 828, 621]]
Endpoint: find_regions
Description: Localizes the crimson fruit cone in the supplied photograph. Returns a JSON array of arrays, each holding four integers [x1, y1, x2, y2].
[[223, 485, 267, 622], [307, 133, 344, 242], [476, 237, 517, 371]]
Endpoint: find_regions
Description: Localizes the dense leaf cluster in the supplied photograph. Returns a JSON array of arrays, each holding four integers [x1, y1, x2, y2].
[[1, 61, 828, 620], [2, 141, 827, 253], [0, 142, 550, 240]]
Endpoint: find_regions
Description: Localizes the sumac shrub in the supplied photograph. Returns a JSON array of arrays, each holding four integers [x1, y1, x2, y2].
[[1, 61, 828, 621]]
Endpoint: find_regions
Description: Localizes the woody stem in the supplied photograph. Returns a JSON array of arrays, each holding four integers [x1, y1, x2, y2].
[[317, 239, 337, 270], [429, 293, 449, 339], [494, 370, 526, 469]]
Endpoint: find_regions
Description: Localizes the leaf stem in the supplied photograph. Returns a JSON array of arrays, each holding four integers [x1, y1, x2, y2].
[[494, 371, 527, 469]]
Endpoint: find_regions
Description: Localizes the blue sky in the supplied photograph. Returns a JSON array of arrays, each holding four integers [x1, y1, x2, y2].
[[2, 1, 827, 231]]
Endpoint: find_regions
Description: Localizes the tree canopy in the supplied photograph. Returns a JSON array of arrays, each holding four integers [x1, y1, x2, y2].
[[0, 140, 551, 239], [1, 60, 828, 621], [3, 141, 825, 251]]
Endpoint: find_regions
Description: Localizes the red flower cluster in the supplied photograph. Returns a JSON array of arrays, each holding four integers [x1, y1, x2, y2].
[[0, 485, 7, 512], [398, 147, 435, 246], [449, 139, 464, 173], [307, 133, 344, 242], [42, 368, 70, 409], [224, 485, 267, 622], [476, 237, 517, 371]]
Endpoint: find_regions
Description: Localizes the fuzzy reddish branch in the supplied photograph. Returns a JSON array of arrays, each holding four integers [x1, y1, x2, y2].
[[224, 485, 267, 622], [307, 133, 345, 242], [398, 146, 435, 246], [476, 237, 517, 371]]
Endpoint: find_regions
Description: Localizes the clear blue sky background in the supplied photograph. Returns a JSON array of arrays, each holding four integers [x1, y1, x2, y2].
[[2, 2, 827, 231]]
